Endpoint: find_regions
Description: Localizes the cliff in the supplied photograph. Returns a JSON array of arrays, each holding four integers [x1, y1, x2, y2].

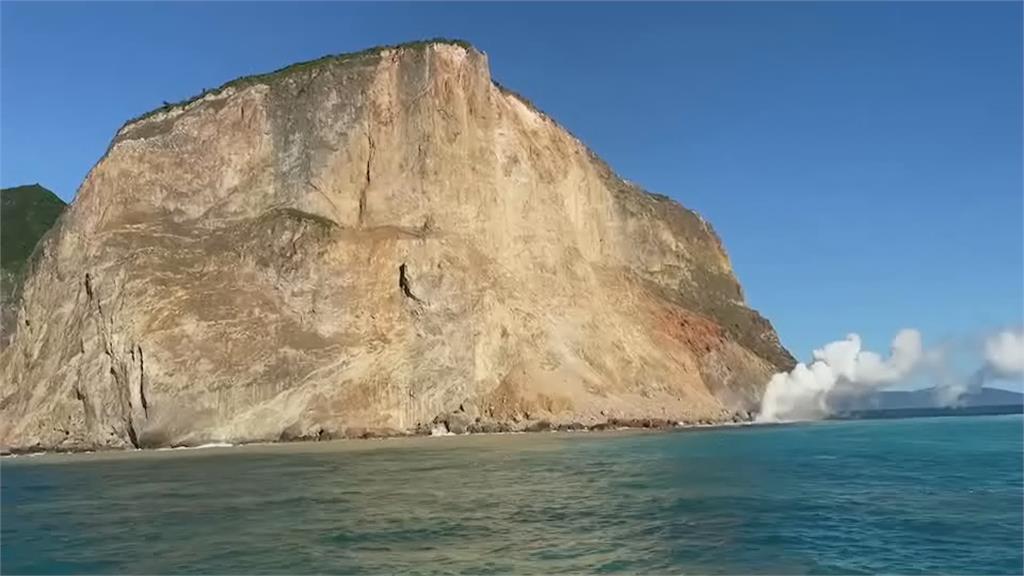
[[0, 40, 793, 451]]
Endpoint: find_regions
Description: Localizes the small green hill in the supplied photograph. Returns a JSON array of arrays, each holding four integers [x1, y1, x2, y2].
[[1, 184, 66, 277]]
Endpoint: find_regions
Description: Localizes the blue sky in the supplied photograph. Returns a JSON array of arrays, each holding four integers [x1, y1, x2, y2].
[[2, 2, 1021, 369]]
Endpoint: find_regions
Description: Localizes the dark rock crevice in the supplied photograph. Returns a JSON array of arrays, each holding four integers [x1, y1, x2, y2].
[[124, 412, 140, 448], [84, 273, 101, 315], [137, 345, 149, 418], [358, 128, 374, 227], [398, 263, 423, 303]]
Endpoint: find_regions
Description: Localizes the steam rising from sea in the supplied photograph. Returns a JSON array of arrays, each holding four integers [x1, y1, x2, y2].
[[758, 327, 1024, 422]]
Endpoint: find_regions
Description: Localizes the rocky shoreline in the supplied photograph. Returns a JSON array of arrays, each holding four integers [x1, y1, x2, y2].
[[2, 412, 759, 457]]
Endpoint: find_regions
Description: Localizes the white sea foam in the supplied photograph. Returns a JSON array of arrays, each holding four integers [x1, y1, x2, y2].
[[430, 425, 454, 437], [156, 442, 234, 451]]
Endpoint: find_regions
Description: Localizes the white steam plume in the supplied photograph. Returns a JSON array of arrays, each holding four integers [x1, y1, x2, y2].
[[757, 329, 923, 422], [758, 327, 1024, 421], [983, 329, 1024, 378], [965, 328, 1024, 395]]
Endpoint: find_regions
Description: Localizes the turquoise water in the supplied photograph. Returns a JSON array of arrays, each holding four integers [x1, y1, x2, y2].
[[3, 416, 1021, 574]]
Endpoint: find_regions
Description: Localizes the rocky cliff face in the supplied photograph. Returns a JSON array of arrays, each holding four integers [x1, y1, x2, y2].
[[0, 41, 792, 451]]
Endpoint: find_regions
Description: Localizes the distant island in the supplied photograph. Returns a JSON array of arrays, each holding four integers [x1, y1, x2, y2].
[[832, 386, 1023, 420]]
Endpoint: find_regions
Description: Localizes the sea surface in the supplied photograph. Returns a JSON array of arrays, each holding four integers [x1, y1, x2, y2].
[[3, 415, 1022, 574]]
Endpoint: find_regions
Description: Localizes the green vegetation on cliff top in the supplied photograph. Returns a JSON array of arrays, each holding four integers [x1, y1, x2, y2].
[[1, 184, 66, 277]]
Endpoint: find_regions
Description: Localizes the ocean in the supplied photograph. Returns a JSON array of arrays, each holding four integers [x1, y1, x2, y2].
[[2, 415, 1021, 574]]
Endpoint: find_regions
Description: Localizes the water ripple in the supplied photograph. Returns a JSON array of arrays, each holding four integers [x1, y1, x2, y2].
[[2, 417, 1021, 574]]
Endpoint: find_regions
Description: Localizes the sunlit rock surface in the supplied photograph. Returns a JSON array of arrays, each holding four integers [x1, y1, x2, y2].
[[0, 41, 792, 450]]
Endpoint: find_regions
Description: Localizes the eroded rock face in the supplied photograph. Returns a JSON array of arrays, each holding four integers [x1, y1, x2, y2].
[[0, 41, 793, 451]]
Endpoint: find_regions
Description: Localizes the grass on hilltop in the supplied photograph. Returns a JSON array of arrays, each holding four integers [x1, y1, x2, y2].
[[1, 184, 66, 277]]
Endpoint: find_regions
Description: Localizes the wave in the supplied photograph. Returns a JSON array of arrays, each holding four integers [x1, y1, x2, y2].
[[156, 442, 234, 451]]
